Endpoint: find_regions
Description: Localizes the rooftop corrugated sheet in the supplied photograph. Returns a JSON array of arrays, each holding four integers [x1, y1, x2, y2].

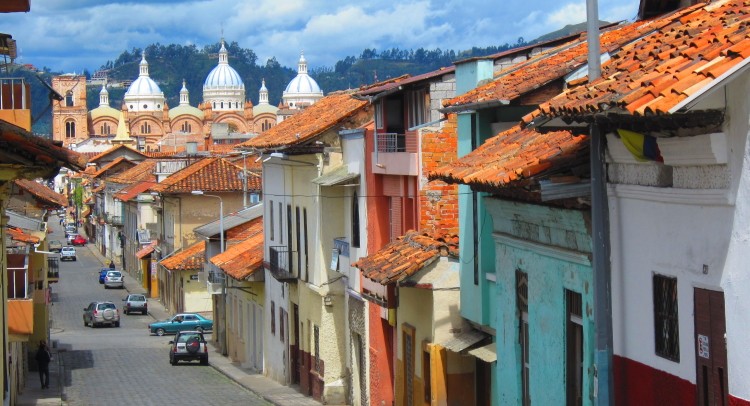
[[14, 179, 67, 207], [356, 67, 455, 96], [160, 241, 205, 271], [429, 125, 588, 194], [149, 157, 256, 194], [534, 0, 750, 119], [209, 218, 264, 281], [241, 92, 368, 150], [353, 231, 459, 285]]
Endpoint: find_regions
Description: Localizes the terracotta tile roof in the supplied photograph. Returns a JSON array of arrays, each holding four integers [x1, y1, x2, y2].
[[115, 181, 153, 202], [534, 0, 749, 119], [106, 160, 157, 185], [0, 121, 88, 172], [429, 125, 589, 195], [91, 182, 106, 193], [160, 241, 205, 271], [210, 218, 264, 280], [354, 231, 459, 285], [144, 151, 181, 158], [136, 241, 157, 259], [91, 156, 136, 179], [149, 157, 255, 194], [356, 67, 454, 96], [443, 15, 680, 111], [226, 217, 263, 241], [7, 226, 40, 244], [241, 92, 368, 150], [13, 179, 67, 207], [89, 144, 146, 163]]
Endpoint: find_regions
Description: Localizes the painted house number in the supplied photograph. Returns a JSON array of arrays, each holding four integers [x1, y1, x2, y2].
[[698, 334, 710, 359]]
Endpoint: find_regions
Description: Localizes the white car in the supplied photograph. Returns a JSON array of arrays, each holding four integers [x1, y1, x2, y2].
[[60, 246, 76, 261], [104, 271, 124, 289]]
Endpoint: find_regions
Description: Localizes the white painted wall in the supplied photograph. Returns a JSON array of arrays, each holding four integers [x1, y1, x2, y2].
[[611, 70, 750, 399]]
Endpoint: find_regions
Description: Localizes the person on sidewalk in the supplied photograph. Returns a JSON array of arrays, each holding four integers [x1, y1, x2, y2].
[[35, 340, 52, 389], [109, 261, 115, 270]]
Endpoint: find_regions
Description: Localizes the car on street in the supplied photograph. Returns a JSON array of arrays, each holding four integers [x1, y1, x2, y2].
[[72, 235, 87, 246], [65, 225, 77, 234], [83, 301, 120, 327], [98, 268, 109, 284], [66, 233, 76, 245], [169, 330, 209, 365], [149, 313, 213, 336], [49, 240, 63, 253], [60, 246, 76, 261], [104, 271, 124, 289], [123, 294, 148, 315]]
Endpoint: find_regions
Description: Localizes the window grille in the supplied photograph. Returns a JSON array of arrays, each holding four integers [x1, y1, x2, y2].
[[653, 274, 679, 361]]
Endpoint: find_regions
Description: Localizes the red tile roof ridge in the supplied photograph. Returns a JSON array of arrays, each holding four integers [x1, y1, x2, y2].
[[13, 179, 67, 207], [149, 157, 250, 194]]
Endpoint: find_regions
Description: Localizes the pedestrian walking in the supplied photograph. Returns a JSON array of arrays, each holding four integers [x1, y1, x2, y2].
[[35, 340, 51, 389], [109, 261, 115, 270]]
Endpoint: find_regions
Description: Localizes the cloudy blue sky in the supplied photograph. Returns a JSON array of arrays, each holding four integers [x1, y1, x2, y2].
[[5, 0, 640, 73]]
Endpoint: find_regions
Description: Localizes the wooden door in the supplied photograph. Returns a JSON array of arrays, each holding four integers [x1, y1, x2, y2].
[[694, 288, 728, 406]]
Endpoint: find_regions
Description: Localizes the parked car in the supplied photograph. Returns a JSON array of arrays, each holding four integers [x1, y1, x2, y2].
[[149, 313, 213, 336], [169, 330, 209, 366], [60, 246, 76, 261], [123, 294, 148, 315], [65, 225, 77, 234], [66, 233, 76, 245], [104, 271, 124, 289], [83, 301, 120, 327], [49, 240, 63, 253], [72, 235, 87, 246], [98, 268, 109, 284]]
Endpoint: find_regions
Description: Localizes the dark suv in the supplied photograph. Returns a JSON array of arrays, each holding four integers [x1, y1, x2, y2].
[[169, 331, 208, 365]]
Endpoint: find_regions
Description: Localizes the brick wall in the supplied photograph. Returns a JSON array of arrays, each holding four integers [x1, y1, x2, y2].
[[419, 114, 458, 237]]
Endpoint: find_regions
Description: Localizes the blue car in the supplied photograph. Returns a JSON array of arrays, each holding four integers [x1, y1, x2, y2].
[[149, 313, 213, 336], [98, 268, 109, 284]]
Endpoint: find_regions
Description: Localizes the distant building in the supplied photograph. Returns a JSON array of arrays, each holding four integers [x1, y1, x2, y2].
[[51, 41, 323, 152]]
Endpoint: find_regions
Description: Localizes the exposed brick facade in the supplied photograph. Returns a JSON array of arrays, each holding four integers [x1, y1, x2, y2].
[[419, 114, 458, 237]]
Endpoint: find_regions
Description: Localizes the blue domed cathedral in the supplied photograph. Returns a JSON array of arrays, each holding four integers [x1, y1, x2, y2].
[[50, 40, 322, 152]]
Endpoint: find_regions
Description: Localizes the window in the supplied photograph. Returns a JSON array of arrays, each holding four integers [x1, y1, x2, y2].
[[142, 104, 147, 110], [374, 101, 384, 129], [65, 120, 76, 138], [303, 208, 309, 281], [407, 88, 429, 129], [403, 324, 416, 406], [566, 290, 583, 406], [101, 123, 111, 135], [314, 325, 321, 373], [653, 274, 679, 361], [65, 91, 73, 107], [269, 201, 274, 241], [270, 301, 276, 335], [141, 123, 151, 134], [280, 308, 286, 343], [517, 271, 530, 406], [181, 122, 191, 133], [296, 206, 301, 275], [352, 191, 360, 248], [278, 201, 283, 244], [221, 102, 224, 109]]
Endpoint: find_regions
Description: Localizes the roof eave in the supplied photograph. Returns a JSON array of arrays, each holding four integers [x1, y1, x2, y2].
[[440, 99, 511, 114]]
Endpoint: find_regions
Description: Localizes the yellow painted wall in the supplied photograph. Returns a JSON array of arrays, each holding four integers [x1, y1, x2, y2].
[[182, 271, 212, 313]]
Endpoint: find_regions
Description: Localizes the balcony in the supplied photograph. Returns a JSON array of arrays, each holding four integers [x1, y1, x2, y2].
[[105, 213, 123, 225], [0, 77, 31, 131], [47, 257, 59, 283], [372, 131, 418, 176], [269, 246, 297, 282]]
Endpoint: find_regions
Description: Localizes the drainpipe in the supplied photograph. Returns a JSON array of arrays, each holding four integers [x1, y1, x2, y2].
[[591, 123, 613, 405]]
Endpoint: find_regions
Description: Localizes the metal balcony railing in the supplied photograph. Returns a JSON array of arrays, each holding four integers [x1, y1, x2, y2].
[[269, 246, 297, 282], [375, 132, 405, 153], [106, 214, 123, 225]]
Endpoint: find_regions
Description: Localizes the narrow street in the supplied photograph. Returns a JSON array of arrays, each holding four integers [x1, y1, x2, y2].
[[46, 220, 270, 405]]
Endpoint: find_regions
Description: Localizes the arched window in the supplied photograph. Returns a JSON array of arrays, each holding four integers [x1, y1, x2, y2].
[[65, 120, 76, 138], [65, 91, 73, 107], [143, 104, 148, 110], [220, 102, 224, 109], [141, 123, 151, 134], [213, 102, 216, 109], [101, 123, 111, 135], [181, 122, 191, 133]]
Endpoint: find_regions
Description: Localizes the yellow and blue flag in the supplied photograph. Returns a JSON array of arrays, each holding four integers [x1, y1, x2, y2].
[[617, 129, 663, 162]]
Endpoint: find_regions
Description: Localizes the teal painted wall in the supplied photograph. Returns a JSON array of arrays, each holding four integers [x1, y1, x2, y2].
[[486, 199, 594, 406]]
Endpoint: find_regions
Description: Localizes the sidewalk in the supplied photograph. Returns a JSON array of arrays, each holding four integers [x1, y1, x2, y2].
[[92, 244, 323, 406]]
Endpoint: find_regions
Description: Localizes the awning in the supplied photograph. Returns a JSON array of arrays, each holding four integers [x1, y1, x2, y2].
[[312, 165, 359, 186], [468, 342, 497, 363], [438, 328, 488, 353]]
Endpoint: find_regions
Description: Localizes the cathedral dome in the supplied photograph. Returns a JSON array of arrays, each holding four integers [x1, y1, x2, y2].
[[203, 39, 246, 112], [123, 52, 165, 112], [282, 52, 323, 108]]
